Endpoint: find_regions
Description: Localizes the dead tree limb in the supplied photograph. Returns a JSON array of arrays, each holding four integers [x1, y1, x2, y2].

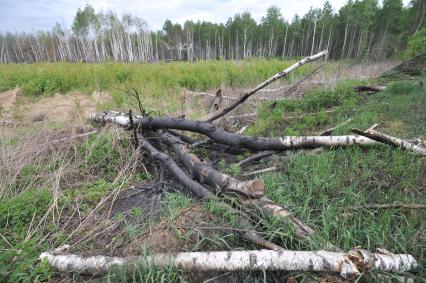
[[128, 110, 139, 150], [137, 133, 280, 250], [240, 166, 277, 177], [51, 130, 97, 144], [157, 130, 264, 198], [237, 150, 278, 167], [90, 112, 376, 151], [351, 128, 426, 156], [184, 90, 238, 101], [347, 203, 426, 210], [354, 85, 386, 93], [320, 118, 353, 136], [40, 248, 417, 278], [206, 50, 328, 122], [157, 130, 322, 243]]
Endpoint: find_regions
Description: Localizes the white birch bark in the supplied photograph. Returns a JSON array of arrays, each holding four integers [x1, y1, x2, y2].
[[40, 248, 417, 278], [352, 129, 426, 156]]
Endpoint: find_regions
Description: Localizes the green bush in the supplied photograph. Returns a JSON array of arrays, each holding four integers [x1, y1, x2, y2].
[[0, 189, 53, 282], [0, 59, 306, 98], [405, 27, 426, 57]]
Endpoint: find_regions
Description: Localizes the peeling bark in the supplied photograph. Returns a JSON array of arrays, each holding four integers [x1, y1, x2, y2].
[[40, 248, 417, 278]]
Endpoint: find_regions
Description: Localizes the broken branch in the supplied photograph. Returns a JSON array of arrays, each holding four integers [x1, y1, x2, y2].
[[156, 130, 321, 242], [206, 50, 328, 122], [351, 128, 426, 156]]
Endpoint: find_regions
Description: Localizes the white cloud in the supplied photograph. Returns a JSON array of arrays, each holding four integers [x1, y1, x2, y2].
[[0, 0, 412, 32]]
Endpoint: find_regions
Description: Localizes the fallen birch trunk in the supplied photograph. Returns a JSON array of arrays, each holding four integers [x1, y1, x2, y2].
[[40, 248, 417, 278], [90, 112, 376, 151], [206, 50, 328, 122], [351, 128, 426, 156]]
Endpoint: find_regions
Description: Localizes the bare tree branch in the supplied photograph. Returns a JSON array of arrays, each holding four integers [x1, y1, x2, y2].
[[206, 50, 328, 122], [351, 128, 426, 156]]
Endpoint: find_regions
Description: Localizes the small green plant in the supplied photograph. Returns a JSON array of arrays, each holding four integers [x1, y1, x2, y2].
[[130, 207, 142, 218], [404, 27, 426, 58], [106, 248, 185, 282], [0, 189, 54, 282]]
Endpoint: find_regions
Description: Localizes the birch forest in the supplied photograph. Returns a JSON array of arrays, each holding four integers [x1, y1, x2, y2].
[[0, 0, 425, 63]]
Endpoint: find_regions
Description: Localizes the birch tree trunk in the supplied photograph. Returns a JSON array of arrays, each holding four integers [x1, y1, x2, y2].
[[40, 248, 417, 278], [351, 128, 426, 156], [90, 111, 377, 152]]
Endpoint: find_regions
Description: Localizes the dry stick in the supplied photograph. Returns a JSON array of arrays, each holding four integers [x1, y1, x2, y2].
[[237, 150, 278, 167], [128, 110, 139, 150], [136, 133, 281, 250], [184, 90, 239, 101], [351, 128, 426, 156], [240, 166, 278, 177], [206, 50, 328, 122], [258, 63, 327, 101], [224, 113, 257, 120], [353, 85, 386, 93], [320, 118, 353, 136], [90, 112, 377, 152], [157, 130, 323, 244], [284, 109, 336, 120], [51, 131, 97, 144], [347, 203, 426, 210], [266, 62, 326, 97], [40, 248, 417, 278]]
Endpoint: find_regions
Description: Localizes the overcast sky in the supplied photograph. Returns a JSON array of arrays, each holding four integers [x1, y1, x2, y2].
[[0, 0, 411, 33]]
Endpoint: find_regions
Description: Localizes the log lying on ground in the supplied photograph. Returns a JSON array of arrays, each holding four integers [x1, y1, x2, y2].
[[40, 248, 417, 278], [351, 128, 426, 156], [156, 130, 320, 242], [206, 50, 328, 122], [137, 133, 281, 250], [90, 112, 376, 151], [157, 130, 264, 198], [354, 85, 386, 93]]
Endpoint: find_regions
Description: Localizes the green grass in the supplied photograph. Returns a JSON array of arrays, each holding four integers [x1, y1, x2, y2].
[[0, 59, 307, 95], [0, 62, 424, 281], [0, 59, 312, 115], [247, 78, 426, 280], [0, 189, 54, 282]]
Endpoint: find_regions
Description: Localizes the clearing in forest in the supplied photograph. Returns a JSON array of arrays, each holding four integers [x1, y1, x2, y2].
[[0, 55, 425, 282]]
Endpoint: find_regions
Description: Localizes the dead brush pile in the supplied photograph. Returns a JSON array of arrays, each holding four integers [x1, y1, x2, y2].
[[37, 51, 425, 280]]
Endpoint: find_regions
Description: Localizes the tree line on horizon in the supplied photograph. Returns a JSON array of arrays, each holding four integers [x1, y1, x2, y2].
[[0, 0, 424, 63]]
